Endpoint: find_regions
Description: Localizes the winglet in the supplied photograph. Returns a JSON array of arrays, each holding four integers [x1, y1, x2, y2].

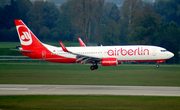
[[78, 37, 86, 47], [59, 41, 69, 52]]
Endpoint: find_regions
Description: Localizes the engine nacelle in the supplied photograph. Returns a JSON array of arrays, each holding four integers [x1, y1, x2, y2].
[[101, 58, 119, 66]]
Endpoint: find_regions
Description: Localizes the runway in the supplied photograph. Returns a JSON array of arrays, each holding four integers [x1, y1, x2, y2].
[[0, 84, 180, 96]]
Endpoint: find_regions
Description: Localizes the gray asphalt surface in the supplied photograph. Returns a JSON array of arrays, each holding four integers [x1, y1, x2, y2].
[[0, 84, 180, 96]]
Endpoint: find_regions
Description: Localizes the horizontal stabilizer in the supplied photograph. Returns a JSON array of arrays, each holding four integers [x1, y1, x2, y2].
[[11, 49, 33, 53]]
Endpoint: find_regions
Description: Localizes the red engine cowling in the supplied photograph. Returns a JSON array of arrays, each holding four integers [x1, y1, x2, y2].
[[101, 58, 119, 66]]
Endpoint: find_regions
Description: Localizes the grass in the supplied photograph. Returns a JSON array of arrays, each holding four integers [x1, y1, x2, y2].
[[1, 41, 179, 86], [0, 63, 180, 109], [0, 42, 179, 109], [0, 42, 21, 55], [0, 42, 21, 48], [0, 95, 180, 110], [0, 63, 180, 86]]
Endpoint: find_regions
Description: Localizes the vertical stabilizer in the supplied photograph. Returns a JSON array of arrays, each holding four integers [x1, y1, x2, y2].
[[14, 19, 45, 50]]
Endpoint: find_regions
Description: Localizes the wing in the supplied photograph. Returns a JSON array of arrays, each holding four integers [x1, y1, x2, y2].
[[59, 41, 101, 64]]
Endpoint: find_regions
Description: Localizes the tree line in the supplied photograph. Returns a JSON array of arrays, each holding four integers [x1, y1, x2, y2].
[[0, 0, 179, 63]]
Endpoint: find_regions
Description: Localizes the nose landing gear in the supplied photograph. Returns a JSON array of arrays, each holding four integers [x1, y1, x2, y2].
[[156, 64, 159, 68]]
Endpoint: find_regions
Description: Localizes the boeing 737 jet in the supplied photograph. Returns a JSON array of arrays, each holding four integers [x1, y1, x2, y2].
[[14, 19, 174, 70]]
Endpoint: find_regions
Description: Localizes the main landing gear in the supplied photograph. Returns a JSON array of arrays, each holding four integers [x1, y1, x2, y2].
[[90, 63, 98, 70]]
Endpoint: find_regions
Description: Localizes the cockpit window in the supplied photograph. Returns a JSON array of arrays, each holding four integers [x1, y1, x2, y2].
[[161, 50, 167, 52]]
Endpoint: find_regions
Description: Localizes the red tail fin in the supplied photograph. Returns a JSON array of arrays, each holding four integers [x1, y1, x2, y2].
[[14, 19, 44, 50]]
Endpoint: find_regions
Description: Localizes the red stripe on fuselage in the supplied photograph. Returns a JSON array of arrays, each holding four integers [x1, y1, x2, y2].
[[119, 59, 166, 63], [20, 48, 77, 63]]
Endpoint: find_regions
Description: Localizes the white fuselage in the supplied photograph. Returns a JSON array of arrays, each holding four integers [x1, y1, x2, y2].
[[44, 44, 174, 62]]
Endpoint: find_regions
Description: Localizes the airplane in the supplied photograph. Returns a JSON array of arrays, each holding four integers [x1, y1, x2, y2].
[[13, 19, 174, 70]]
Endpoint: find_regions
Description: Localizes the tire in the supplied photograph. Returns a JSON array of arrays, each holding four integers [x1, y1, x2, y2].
[[94, 65, 98, 69], [90, 66, 95, 70]]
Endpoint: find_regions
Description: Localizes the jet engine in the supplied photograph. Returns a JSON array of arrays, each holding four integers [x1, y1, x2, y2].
[[101, 58, 119, 66]]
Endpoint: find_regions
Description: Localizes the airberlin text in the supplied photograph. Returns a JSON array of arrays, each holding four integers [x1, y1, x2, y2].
[[107, 47, 149, 56]]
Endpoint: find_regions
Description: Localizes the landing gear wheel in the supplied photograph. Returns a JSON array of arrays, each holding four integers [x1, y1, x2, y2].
[[156, 64, 159, 68], [90, 66, 95, 70], [90, 64, 98, 70], [94, 65, 98, 69]]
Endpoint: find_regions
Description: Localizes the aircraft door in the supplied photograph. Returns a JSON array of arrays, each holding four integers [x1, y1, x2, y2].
[[42, 51, 46, 60]]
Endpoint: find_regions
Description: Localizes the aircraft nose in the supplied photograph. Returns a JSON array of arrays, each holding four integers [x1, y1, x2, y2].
[[167, 51, 174, 58]]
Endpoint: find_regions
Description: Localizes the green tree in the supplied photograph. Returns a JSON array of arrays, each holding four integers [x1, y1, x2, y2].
[[27, 1, 59, 41], [102, 19, 120, 45], [51, 0, 76, 42], [121, 0, 143, 30], [16, 0, 32, 22], [39, 26, 50, 41], [101, 2, 122, 45], [127, 5, 161, 45], [102, 2, 120, 23], [154, 0, 180, 26], [0, 7, 3, 30], [156, 22, 180, 63], [93, 0, 105, 45], [71, 0, 105, 45], [0, 0, 20, 41], [0, 0, 7, 8], [1, 0, 19, 29], [127, 26, 147, 44]]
